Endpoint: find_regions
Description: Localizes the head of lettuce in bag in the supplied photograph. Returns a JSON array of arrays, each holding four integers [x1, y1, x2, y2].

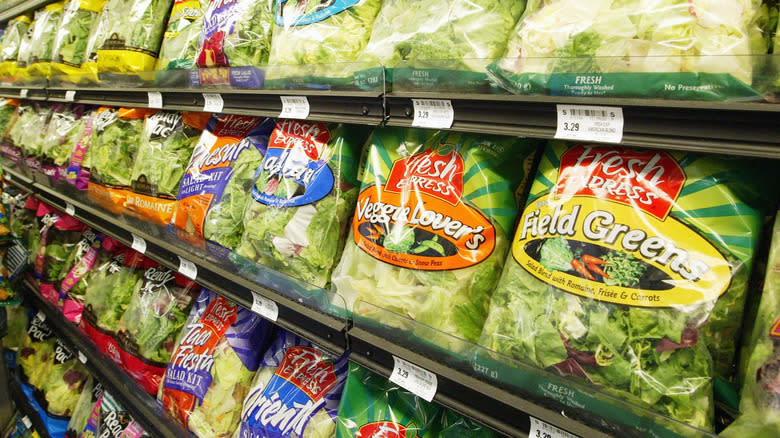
[[234, 120, 370, 289], [174, 114, 275, 249], [331, 128, 539, 346], [479, 141, 776, 430]]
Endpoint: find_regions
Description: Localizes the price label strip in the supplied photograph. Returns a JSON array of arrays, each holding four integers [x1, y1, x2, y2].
[[65, 90, 76, 101], [389, 356, 438, 402], [411, 99, 454, 129], [131, 233, 147, 254], [178, 256, 197, 280], [279, 96, 310, 119], [65, 202, 76, 216], [529, 417, 580, 438], [555, 105, 624, 144], [202, 93, 224, 112], [19, 89, 28, 98], [21, 416, 32, 429], [78, 351, 88, 364], [147, 91, 163, 109], [251, 291, 279, 322]]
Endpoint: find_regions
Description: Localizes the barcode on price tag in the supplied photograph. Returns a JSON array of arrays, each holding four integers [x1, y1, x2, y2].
[[279, 96, 310, 119], [65, 202, 75, 216], [202, 93, 224, 112], [78, 351, 87, 364], [411, 99, 454, 129], [389, 356, 437, 402], [555, 105, 623, 144], [21, 416, 32, 429], [19, 89, 28, 98], [251, 291, 279, 322], [178, 256, 197, 280], [529, 417, 580, 438], [65, 90, 76, 101], [131, 233, 146, 254], [147, 91, 163, 109]]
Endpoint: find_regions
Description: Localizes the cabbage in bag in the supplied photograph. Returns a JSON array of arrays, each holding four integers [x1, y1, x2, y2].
[[331, 128, 539, 345], [235, 120, 370, 288], [479, 141, 771, 430]]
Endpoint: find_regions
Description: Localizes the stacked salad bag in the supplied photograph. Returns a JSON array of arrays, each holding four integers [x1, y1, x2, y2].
[[173, 114, 275, 250], [358, 0, 525, 89], [126, 111, 209, 224], [489, 0, 772, 99], [234, 120, 371, 288], [234, 329, 349, 438], [8, 102, 53, 172], [0, 15, 32, 79], [26, 1, 66, 79], [8, 194, 40, 264], [66, 377, 103, 438], [39, 104, 91, 181], [160, 289, 275, 438], [2, 103, 34, 165], [15, 12, 38, 81], [51, 0, 109, 82], [34, 203, 87, 304], [331, 128, 539, 346], [722, 209, 780, 437], [193, 0, 273, 87], [478, 141, 775, 431], [156, 0, 207, 71], [265, 0, 382, 87], [0, 99, 22, 164]]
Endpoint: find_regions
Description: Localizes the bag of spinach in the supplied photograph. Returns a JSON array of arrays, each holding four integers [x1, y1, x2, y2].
[[26, 1, 66, 79], [479, 141, 774, 430], [0, 15, 31, 78], [51, 0, 108, 82], [235, 120, 370, 288]]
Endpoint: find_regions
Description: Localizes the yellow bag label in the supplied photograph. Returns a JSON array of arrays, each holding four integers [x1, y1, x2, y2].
[[97, 49, 157, 73]]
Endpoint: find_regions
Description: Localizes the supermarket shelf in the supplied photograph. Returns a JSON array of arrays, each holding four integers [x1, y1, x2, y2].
[[18, 280, 192, 438], [0, 0, 54, 22], [385, 92, 780, 159], [0, 85, 47, 101], [7, 372, 51, 438], [3, 165, 349, 357]]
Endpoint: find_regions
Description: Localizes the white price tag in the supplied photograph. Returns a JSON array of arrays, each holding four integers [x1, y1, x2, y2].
[[147, 91, 163, 109], [5, 173, 10, 182], [529, 417, 580, 438], [389, 356, 437, 402], [65, 90, 76, 101], [555, 105, 624, 144], [202, 93, 224, 112], [178, 256, 197, 280], [65, 202, 75, 216], [36, 310, 45, 321], [19, 89, 28, 98], [130, 233, 147, 254], [78, 351, 87, 364], [278, 96, 310, 119], [250, 291, 278, 322], [21, 416, 32, 429], [411, 99, 454, 129]]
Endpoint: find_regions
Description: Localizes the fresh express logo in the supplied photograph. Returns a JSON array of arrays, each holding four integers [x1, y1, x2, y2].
[[385, 145, 464, 206], [556, 145, 684, 220], [275, 346, 338, 399], [213, 114, 259, 138], [357, 421, 416, 438], [147, 112, 181, 139], [169, 297, 235, 376], [270, 120, 330, 161]]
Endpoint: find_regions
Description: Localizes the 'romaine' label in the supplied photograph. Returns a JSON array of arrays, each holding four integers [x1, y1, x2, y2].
[[353, 145, 495, 271], [251, 120, 334, 208], [276, 0, 360, 26]]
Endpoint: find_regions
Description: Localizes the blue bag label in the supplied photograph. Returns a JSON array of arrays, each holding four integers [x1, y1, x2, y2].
[[275, 0, 360, 26]]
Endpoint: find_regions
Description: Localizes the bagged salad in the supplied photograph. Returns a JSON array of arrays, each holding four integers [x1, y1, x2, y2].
[[95, 0, 174, 73], [14, 12, 38, 81], [0, 98, 20, 135], [335, 363, 442, 438], [235, 120, 369, 288], [41, 339, 89, 416], [0, 15, 31, 78], [235, 329, 349, 438], [478, 141, 773, 430], [27, 1, 66, 79], [33, 203, 87, 304], [156, 0, 207, 70], [1, 102, 33, 164], [160, 289, 274, 438], [8, 102, 53, 172], [40, 104, 91, 181], [490, 0, 771, 100], [331, 128, 539, 345], [126, 111, 209, 225], [51, 0, 109, 81], [173, 114, 275, 249], [116, 266, 200, 394], [18, 311, 56, 389], [266, 0, 382, 86], [66, 107, 99, 190], [358, 0, 525, 89], [66, 377, 103, 438], [9, 194, 40, 262]]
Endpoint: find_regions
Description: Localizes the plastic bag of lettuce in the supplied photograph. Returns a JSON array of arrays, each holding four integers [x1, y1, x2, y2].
[[234, 120, 370, 288], [50, 0, 107, 82], [156, 0, 208, 71], [331, 128, 539, 346]]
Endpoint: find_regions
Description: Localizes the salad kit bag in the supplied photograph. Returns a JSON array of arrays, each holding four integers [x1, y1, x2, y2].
[[66, 107, 99, 190], [722, 209, 780, 437], [88, 107, 157, 213], [80, 248, 148, 367], [358, 0, 525, 90], [51, 0, 109, 82], [478, 141, 773, 430], [116, 266, 200, 394], [33, 203, 87, 304], [334, 363, 442, 438], [126, 111, 209, 225], [40, 104, 91, 181], [489, 0, 770, 100], [331, 128, 539, 345], [0, 15, 32, 79], [265, 0, 382, 88], [192, 0, 273, 87], [235, 329, 349, 438], [66, 377, 103, 438], [235, 120, 370, 288], [95, 0, 175, 73], [173, 114, 275, 249], [156, 0, 208, 71], [26, 1, 66, 79], [160, 288, 275, 438]]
